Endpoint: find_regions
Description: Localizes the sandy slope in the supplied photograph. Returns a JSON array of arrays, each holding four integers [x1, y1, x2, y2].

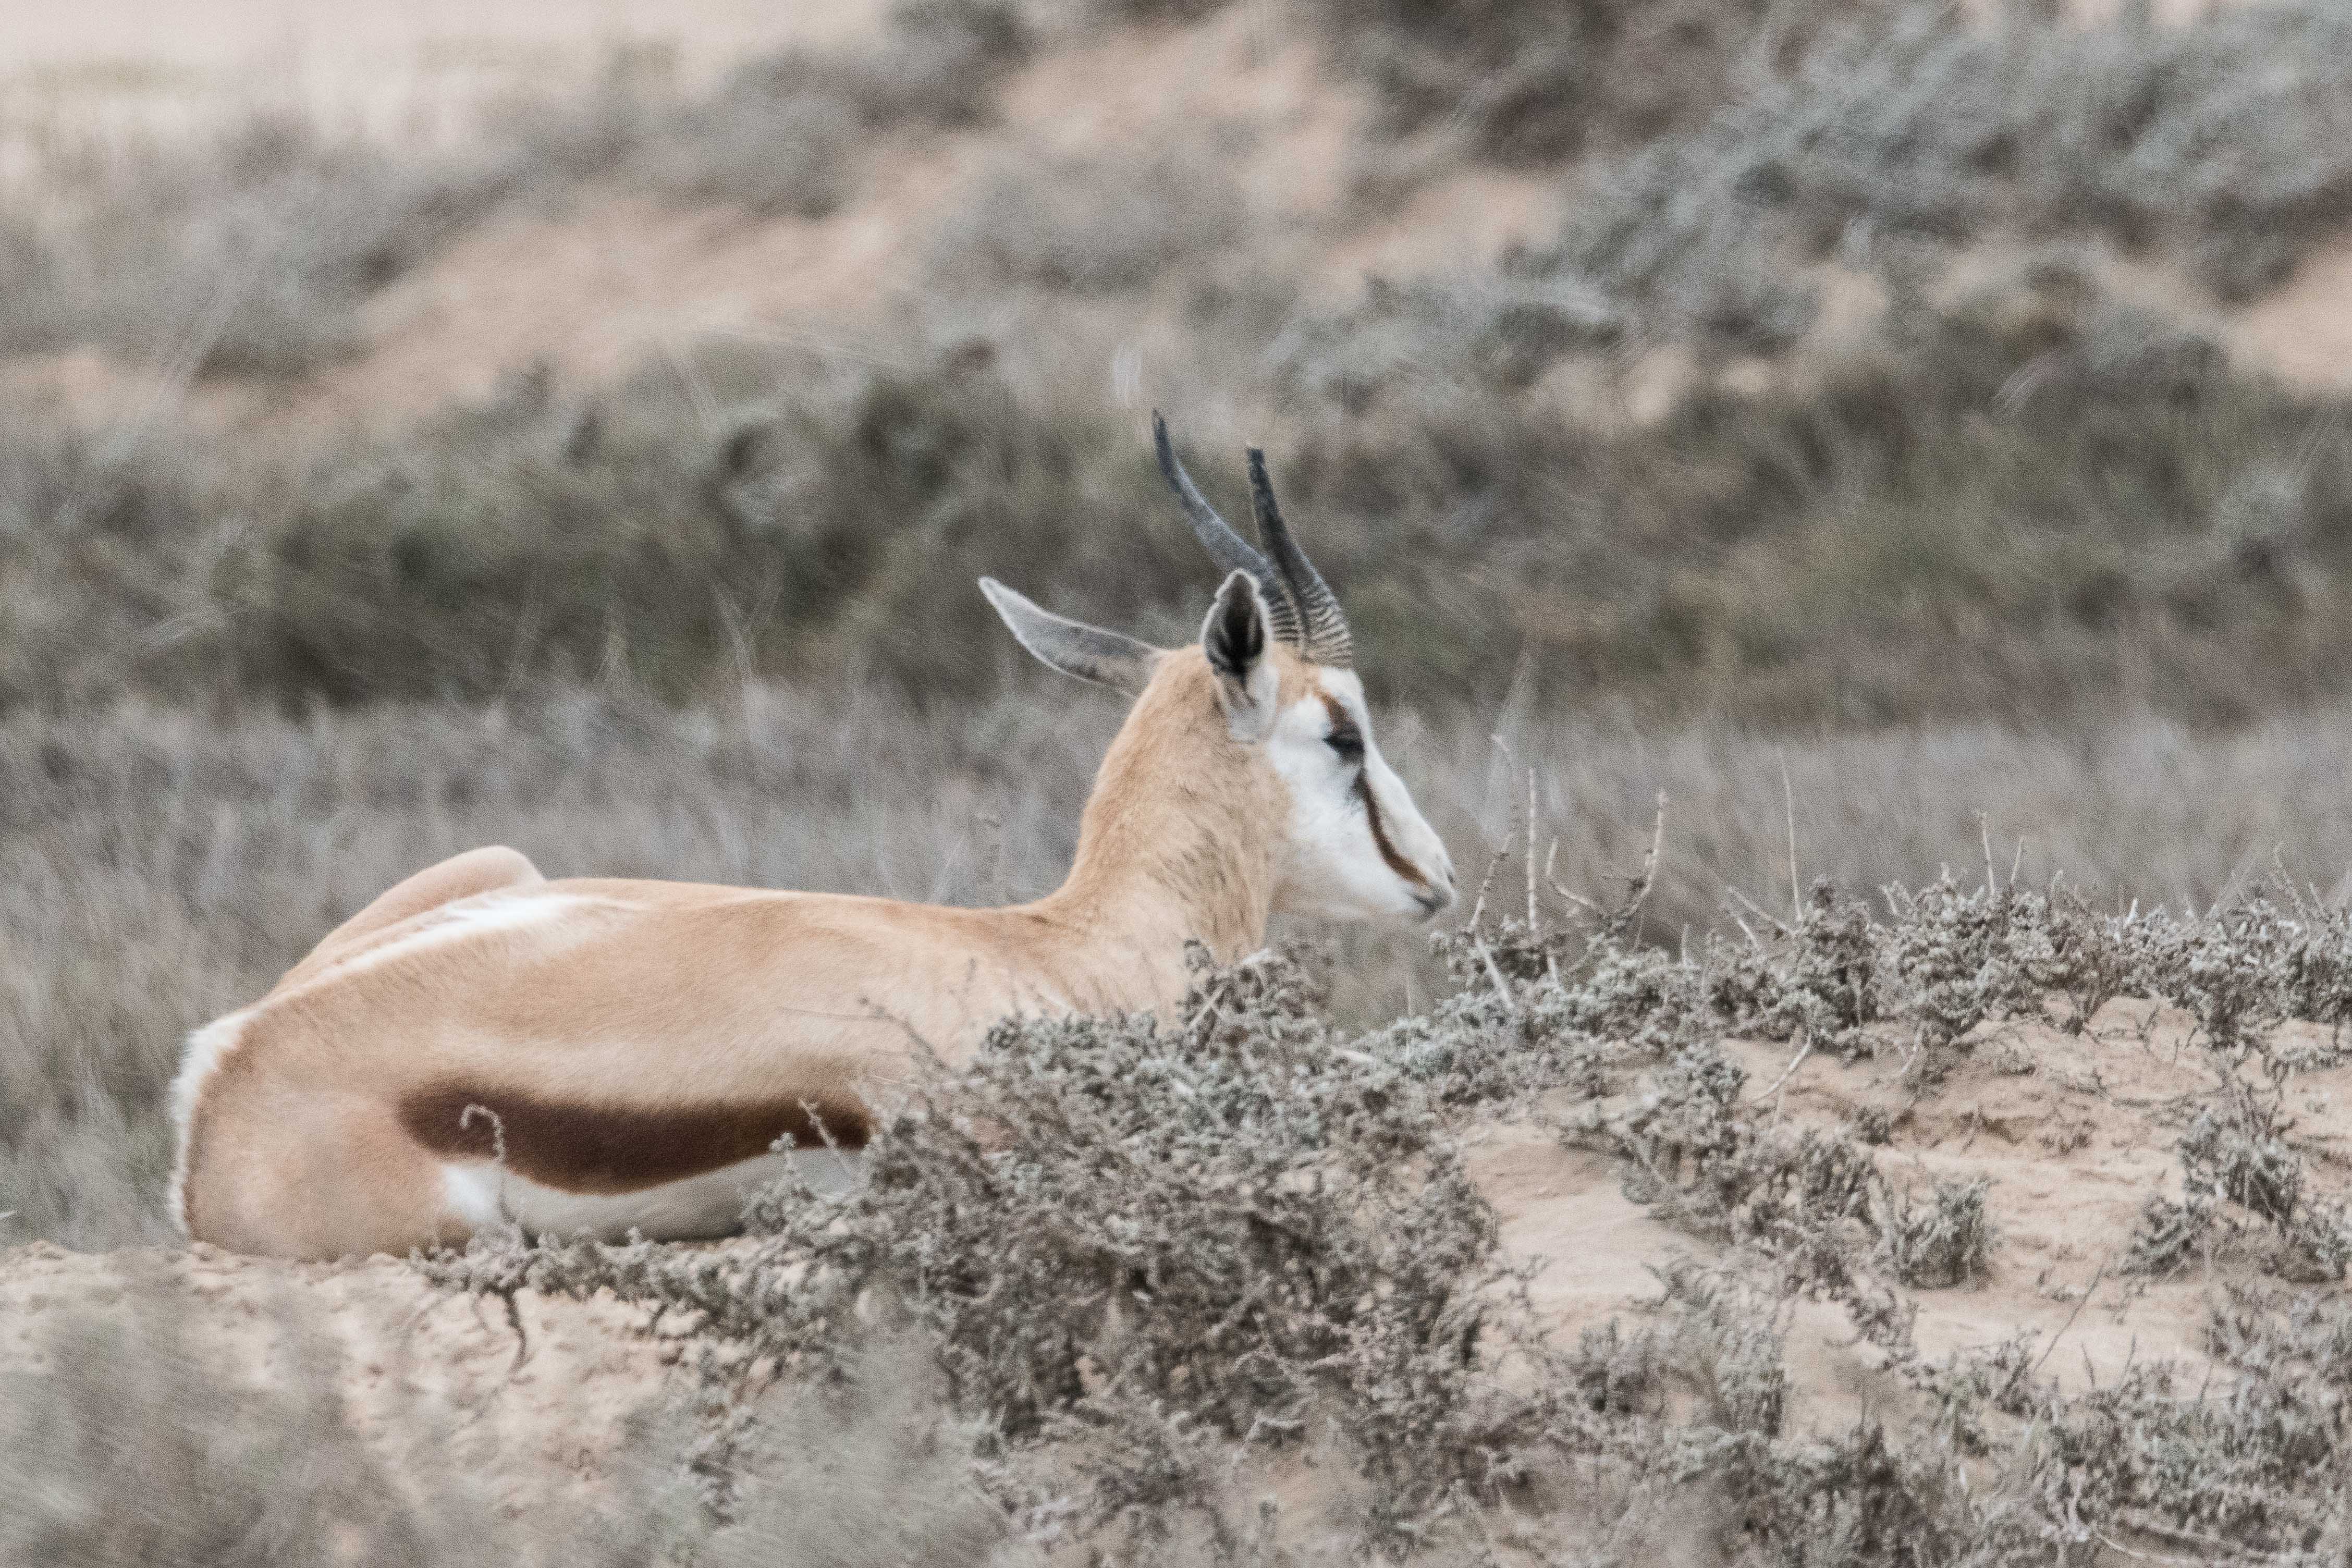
[[1468, 1000, 2246, 1434], [237, 8, 1564, 439], [0, 1240, 677, 1521]]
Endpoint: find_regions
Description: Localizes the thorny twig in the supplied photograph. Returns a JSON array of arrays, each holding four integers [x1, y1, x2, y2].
[[1752, 1031, 1815, 1105]]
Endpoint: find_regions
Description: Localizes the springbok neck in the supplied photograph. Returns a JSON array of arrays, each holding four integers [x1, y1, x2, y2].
[[1032, 647, 1294, 963]]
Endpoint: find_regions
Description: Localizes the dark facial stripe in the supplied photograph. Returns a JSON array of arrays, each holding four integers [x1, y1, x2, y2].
[[400, 1083, 871, 1195], [1320, 694, 1428, 890], [1354, 774, 1426, 888]]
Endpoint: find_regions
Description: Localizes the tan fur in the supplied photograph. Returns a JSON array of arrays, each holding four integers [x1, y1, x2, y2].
[[178, 651, 1310, 1259]]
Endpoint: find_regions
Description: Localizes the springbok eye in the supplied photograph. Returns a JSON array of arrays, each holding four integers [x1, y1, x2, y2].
[[1327, 723, 1365, 765]]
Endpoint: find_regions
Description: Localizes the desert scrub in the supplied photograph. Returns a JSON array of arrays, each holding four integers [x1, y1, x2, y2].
[[1319, 0, 1886, 166], [925, 142, 1248, 293], [1973, 1285, 2352, 1557], [429, 946, 1573, 1548], [627, 0, 1031, 216], [1448, 0, 2352, 344], [2125, 1075, 2352, 1282], [1658, 0, 2352, 302], [1573, 1261, 2352, 1561], [1275, 286, 2352, 724], [0, 113, 528, 376], [1588, 1038, 1997, 1297], [1545, 1263, 2075, 1563], [1301, 0, 2352, 372], [206, 348, 1204, 704]]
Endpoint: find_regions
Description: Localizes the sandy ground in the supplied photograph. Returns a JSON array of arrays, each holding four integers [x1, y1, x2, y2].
[[1473, 998, 2259, 1423], [1, 998, 2319, 1559]]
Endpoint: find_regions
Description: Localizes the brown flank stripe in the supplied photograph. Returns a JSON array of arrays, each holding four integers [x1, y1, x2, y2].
[[399, 1083, 871, 1194]]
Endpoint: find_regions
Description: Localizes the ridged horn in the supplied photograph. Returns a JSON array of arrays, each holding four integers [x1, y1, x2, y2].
[[1247, 447, 1353, 669], [1153, 412, 1304, 647]]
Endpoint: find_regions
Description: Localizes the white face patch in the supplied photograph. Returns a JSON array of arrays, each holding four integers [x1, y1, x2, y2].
[[1261, 669, 1456, 923]]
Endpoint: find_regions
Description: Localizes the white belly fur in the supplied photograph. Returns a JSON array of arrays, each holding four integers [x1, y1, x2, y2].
[[440, 1147, 865, 1242]]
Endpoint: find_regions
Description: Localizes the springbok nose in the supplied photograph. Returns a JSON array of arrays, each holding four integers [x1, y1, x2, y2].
[[1414, 870, 1457, 918]]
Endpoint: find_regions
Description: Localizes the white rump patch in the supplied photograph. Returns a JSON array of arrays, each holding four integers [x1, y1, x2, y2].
[[441, 1147, 867, 1244], [291, 890, 601, 991], [167, 1008, 253, 1238]]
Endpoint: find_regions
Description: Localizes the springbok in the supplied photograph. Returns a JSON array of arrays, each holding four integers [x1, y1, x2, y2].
[[170, 416, 1455, 1260]]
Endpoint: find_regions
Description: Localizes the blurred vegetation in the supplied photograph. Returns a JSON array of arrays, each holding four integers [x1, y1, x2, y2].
[[9, 277, 2352, 726], [0, 1259, 1011, 1567], [0, 0, 1028, 374], [1334, 0, 2352, 336], [2, 3, 2350, 726]]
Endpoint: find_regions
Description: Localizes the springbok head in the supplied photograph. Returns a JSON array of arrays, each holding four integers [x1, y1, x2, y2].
[[981, 414, 1456, 923]]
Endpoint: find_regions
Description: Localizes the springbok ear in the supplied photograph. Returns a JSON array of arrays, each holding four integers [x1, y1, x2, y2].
[[1201, 570, 1280, 743], [979, 579, 1160, 696]]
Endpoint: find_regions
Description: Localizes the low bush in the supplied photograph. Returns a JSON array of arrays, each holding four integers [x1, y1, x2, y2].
[[926, 144, 1247, 293], [203, 349, 1198, 704], [1318, 0, 1884, 166], [1331, 0, 2352, 307], [430, 947, 1574, 1551]]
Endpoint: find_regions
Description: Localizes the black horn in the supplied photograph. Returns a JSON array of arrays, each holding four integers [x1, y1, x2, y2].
[[1247, 447, 1353, 669], [1153, 412, 1304, 647]]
